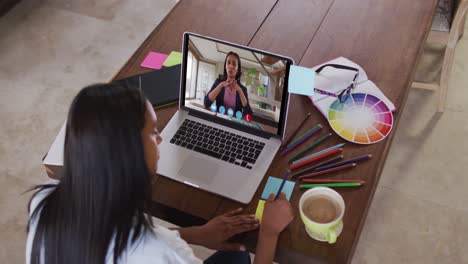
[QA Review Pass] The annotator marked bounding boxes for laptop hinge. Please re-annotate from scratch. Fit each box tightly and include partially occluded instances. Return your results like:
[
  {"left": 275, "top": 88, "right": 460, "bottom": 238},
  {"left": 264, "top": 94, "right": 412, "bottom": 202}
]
[{"left": 187, "top": 109, "right": 273, "bottom": 139}]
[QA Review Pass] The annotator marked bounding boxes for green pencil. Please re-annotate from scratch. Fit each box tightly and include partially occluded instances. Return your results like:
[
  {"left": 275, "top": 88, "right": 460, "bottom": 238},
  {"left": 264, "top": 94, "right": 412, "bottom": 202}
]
[
  {"left": 287, "top": 124, "right": 322, "bottom": 148},
  {"left": 300, "top": 182, "right": 363, "bottom": 189},
  {"left": 288, "top": 133, "right": 332, "bottom": 162}
]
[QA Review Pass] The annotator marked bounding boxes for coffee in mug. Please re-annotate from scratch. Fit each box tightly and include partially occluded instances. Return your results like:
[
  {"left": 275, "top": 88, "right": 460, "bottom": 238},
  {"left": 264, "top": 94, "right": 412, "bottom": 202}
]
[
  {"left": 302, "top": 196, "right": 340, "bottom": 224},
  {"left": 299, "top": 187, "right": 345, "bottom": 243}
]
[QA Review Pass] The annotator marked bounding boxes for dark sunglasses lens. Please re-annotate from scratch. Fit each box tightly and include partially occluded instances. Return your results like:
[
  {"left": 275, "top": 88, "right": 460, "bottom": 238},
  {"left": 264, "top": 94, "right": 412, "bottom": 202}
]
[
  {"left": 339, "top": 95, "right": 348, "bottom": 103},
  {"left": 338, "top": 89, "right": 351, "bottom": 103}
]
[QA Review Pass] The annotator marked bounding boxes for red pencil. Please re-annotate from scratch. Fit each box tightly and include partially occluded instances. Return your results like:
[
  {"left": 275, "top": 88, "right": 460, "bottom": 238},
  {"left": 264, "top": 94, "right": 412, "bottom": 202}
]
[
  {"left": 298, "top": 163, "right": 357, "bottom": 180},
  {"left": 301, "top": 179, "right": 364, "bottom": 184},
  {"left": 289, "top": 148, "right": 343, "bottom": 170}
]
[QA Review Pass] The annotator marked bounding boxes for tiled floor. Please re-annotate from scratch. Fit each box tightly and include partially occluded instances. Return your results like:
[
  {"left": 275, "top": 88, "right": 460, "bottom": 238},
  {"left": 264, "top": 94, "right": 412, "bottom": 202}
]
[{"left": 0, "top": 1, "right": 467, "bottom": 263}]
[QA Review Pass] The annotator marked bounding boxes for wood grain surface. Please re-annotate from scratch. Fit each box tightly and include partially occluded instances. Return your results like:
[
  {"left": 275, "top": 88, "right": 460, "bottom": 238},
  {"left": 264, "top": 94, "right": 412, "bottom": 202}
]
[{"left": 110, "top": 0, "right": 438, "bottom": 263}]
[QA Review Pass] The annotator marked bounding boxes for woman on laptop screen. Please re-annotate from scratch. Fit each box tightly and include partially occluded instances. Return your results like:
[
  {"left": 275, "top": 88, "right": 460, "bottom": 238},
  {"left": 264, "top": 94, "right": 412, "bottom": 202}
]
[
  {"left": 26, "top": 82, "right": 293, "bottom": 264},
  {"left": 204, "top": 52, "right": 253, "bottom": 119}
]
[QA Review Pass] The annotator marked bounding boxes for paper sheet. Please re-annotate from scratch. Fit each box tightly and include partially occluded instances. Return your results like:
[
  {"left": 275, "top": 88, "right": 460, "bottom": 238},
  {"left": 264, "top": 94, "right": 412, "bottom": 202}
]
[{"left": 43, "top": 121, "right": 66, "bottom": 166}]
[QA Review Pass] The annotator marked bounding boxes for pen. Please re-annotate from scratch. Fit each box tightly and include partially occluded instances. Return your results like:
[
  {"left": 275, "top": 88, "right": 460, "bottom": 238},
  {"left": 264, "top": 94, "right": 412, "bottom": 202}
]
[{"left": 275, "top": 169, "right": 290, "bottom": 200}]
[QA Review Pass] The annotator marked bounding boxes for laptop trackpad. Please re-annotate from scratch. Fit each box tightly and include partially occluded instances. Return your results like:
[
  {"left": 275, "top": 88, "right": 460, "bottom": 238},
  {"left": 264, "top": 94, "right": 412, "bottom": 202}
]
[{"left": 178, "top": 155, "right": 219, "bottom": 184}]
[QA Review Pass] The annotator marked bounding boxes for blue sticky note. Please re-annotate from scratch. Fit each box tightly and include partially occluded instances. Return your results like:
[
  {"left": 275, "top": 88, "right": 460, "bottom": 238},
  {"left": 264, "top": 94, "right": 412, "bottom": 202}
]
[
  {"left": 261, "top": 176, "right": 295, "bottom": 201},
  {"left": 288, "top": 65, "right": 315, "bottom": 97}
]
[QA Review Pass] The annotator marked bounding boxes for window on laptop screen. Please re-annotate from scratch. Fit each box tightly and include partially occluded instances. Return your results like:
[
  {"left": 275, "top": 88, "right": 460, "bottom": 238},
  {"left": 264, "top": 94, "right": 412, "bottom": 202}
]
[{"left": 182, "top": 34, "right": 291, "bottom": 136}]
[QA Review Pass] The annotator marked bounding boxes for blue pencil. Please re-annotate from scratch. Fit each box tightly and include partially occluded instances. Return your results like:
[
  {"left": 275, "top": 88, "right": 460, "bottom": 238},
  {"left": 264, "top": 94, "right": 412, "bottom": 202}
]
[
  {"left": 275, "top": 170, "right": 290, "bottom": 200},
  {"left": 288, "top": 133, "right": 332, "bottom": 162},
  {"left": 291, "top": 143, "right": 346, "bottom": 164}
]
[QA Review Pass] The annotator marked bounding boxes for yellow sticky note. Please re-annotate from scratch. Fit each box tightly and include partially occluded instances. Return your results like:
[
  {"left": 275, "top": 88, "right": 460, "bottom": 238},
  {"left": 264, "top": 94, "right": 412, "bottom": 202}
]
[
  {"left": 255, "top": 200, "right": 266, "bottom": 223},
  {"left": 163, "top": 51, "right": 183, "bottom": 67}
]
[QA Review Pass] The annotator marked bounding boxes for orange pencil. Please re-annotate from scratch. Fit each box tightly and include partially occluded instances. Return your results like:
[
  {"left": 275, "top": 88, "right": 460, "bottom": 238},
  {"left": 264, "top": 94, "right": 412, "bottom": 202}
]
[
  {"left": 301, "top": 179, "right": 364, "bottom": 184},
  {"left": 298, "top": 163, "right": 357, "bottom": 179},
  {"left": 289, "top": 148, "right": 343, "bottom": 170}
]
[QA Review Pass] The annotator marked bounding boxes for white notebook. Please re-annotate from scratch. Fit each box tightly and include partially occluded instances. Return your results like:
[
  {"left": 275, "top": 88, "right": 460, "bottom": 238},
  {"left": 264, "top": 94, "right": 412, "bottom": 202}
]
[{"left": 43, "top": 121, "right": 66, "bottom": 166}]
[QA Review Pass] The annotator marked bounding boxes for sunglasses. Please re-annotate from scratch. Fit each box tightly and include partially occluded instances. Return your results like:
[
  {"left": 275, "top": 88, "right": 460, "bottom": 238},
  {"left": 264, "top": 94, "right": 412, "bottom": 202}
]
[{"left": 313, "top": 64, "right": 359, "bottom": 103}]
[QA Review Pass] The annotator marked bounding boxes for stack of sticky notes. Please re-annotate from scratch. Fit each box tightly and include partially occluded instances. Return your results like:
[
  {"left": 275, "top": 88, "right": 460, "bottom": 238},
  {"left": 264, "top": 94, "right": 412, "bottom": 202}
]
[
  {"left": 140, "top": 51, "right": 183, "bottom": 70},
  {"left": 255, "top": 176, "right": 296, "bottom": 223}
]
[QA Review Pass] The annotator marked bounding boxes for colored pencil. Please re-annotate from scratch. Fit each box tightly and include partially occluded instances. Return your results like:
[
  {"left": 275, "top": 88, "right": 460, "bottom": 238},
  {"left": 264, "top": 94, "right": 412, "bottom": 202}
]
[
  {"left": 282, "top": 112, "right": 311, "bottom": 147},
  {"left": 301, "top": 179, "right": 365, "bottom": 184},
  {"left": 286, "top": 123, "right": 319, "bottom": 148},
  {"left": 275, "top": 170, "right": 290, "bottom": 200},
  {"left": 291, "top": 143, "right": 346, "bottom": 164},
  {"left": 290, "top": 148, "right": 343, "bottom": 170},
  {"left": 290, "top": 155, "right": 344, "bottom": 178},
  {"left": 288, "top": 133, "right": 332, "bottom": 162},
  {"left": 300, "top": 182, "right": 363, "bottom": 189},
  {"left": 314, "top": 154, "right": 372, "bottom": 171},
  {"left": 281, "top": 124, "right": 323, "bottom": 156},
  {"left": 298, "top": 163, "right": 357, "bottom": 179}
]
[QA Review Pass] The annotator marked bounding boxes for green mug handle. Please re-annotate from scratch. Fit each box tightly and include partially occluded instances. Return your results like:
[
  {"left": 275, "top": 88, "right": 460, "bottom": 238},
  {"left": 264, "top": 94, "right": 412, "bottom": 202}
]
[{"left": 327, "top": 227, "right": 337, "bottom": 244}]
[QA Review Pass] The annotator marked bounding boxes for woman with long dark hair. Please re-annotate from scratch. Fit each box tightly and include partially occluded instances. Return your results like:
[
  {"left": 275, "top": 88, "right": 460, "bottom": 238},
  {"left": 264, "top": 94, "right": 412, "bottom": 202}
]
[
  {"left": 27, "top": 82, "right": 293, "bottom": 264},
  {"left": 204, "top": 52, "right": 252, "bottom": 116}
]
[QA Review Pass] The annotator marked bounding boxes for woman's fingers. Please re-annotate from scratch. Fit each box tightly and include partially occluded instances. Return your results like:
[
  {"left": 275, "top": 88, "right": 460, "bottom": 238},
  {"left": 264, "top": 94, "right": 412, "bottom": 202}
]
[
  {"left": 228, "top": 222, "right": 259, "bottom": 236},
  {"left": 230, "top": 215, "right": 258, "bottom": 226},
  {"left": 267, "top": 193, "right": 275, "bottom": 202},
  {"left": 240, "top": 222, "right": 259, "bottom": 232},
  {"left": 278, "top": 192, "right": 287, "bottom": 200},
  {"left": 224, "top": 207, "right": 243, "bottom": 217}
]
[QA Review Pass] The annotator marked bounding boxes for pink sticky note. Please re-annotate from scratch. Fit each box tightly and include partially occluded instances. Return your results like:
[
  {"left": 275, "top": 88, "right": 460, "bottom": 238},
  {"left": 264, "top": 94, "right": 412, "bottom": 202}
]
[{"left": 140, "top": 52, "right": 168, "bottom": 70}]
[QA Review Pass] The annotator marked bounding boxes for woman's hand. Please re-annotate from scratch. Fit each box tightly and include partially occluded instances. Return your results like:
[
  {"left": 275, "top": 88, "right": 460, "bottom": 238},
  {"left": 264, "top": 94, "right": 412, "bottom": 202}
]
[
  {"left": 232, "top": 82, "right": 243, "bottom": 93},
  {"left": 224, "top": 79, "right": 241, "bottom": 92},
  {"left": 220, "top": 80, "right": 232, "bottom": 89},
  {"left": 198, "top": 208, "right": 259, "bottom": 250},
  {"left": 197, "top": 208, "right": 259, "bottom": 251},
  {"left": 224, "top": 79, "right": 237, "bottom": 91},
  {"left": 252, "top": 193, "right": 294, "bottom": 264},
  {"left": 208, "top": 80, "right": 233, "bottom": 102},
  {"left": 227, "top": 80, "right": 249, "bottom": 107},
  {"left": 260, "top": 193, "right": 294, "bottom": 237}
]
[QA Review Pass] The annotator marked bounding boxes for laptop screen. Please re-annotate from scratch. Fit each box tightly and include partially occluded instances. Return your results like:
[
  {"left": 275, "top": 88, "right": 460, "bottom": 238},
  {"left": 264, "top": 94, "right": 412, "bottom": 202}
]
[{"left": 180, "top": 33, "right": 293, "bottom": 137}]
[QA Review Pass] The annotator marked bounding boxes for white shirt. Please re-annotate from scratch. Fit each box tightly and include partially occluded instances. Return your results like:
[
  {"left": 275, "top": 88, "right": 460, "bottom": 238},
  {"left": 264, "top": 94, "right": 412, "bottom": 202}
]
[{"left": 26, "top": 183, "right": 203, "bottom": 264}]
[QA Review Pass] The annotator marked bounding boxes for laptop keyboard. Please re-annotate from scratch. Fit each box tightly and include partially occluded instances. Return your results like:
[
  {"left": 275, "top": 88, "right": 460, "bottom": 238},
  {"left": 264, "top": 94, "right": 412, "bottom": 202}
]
[{"left": 169, "top": 119, "right": 265, "bottom": 170}]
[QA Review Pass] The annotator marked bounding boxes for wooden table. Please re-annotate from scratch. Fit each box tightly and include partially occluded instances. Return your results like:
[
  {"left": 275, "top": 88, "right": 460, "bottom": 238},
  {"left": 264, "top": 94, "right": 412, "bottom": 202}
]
[{"left": 48, "top": 0, "right": 438, "bottom": 263}]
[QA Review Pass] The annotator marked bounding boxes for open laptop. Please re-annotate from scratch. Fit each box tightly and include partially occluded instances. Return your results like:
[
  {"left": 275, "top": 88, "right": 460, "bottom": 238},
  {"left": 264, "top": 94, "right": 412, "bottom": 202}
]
[{"left": 157, "top": 32, "right": 294, "bottom": 204}]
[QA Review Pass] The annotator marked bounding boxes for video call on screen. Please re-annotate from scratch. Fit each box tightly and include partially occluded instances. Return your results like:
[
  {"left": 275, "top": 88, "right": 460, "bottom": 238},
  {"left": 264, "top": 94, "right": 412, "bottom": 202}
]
[{"left": 184, "top": 35, "right": 288, "bottom": 135}]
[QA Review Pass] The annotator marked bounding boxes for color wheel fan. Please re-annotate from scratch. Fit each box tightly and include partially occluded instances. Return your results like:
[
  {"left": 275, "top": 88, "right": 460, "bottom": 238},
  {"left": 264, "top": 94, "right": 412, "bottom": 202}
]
[{"left": 327, "top": 93, "right": 393, "bottom": 144}]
